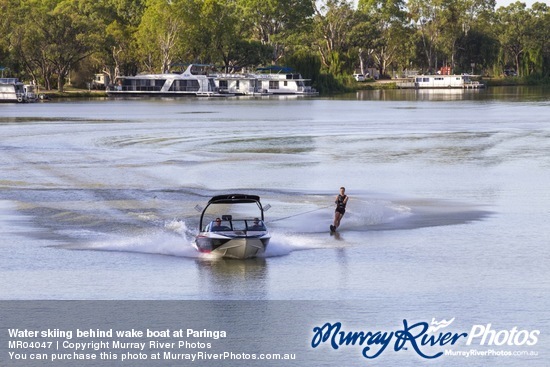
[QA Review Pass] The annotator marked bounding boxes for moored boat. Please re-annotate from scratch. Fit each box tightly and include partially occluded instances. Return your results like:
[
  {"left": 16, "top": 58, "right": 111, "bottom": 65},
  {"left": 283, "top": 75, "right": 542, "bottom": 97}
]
[
  {"left": 0, "top": 78, "right": 38, "bottom": 103},
  {"left": 194, "top": 194, "right": 271, "bottom": 259},
  {"left": 214, "top": 66, "right": 318, "bottom": 96},
  {"left": 106, "top": 64, "right": 231, "bottom": 97},
  {"left": 397, "top": 74, "right": 485, "bottom": 89}
]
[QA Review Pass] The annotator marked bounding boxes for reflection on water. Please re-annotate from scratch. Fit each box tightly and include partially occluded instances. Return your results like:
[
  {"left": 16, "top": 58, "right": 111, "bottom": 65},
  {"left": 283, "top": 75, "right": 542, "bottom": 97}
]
[
  {"left": 356, "top": 88, "right": 484, "bottom": 101},
  {"left": 352, "top": 85, "right": 550, "bottom": 102},
  {"left": 196, "top": 258, "right": 268, "bottom": 299}
]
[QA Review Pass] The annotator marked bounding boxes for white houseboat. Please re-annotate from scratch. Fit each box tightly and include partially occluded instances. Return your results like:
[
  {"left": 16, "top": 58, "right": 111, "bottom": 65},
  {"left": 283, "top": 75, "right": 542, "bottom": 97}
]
[
  {"left": 107, "top": 64, "right": 227, "bottom": 97},
  {"left": 397, "top": 74, "right": 484, "bottom": 89},
  {"left": 214, "top": 66, "right": 318, "bottom": 96},
  {"left": 0, "top": 78, "right": 38, "bottom": 103},
  {"left": 215, "top": 74, "right": 261, "bottom": 95}
]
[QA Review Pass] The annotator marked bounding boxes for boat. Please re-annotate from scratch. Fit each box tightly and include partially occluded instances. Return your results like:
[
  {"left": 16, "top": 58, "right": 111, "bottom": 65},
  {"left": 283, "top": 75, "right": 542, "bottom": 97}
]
[
  {"left": 396, "top": 74, "right": 484, "bottom": 89},
  {"left": 106, "top": 64, "right": 231, "bottom": 97},
  {"left": 194, "top": 194, "right": 271, "bottom": 259},
  {"left": 214, "top": 66, "right": 318, "bottom": 96},
  {"left": 214, "top": 73, "right": 269, "bottom": 96},
  {"left": 0, "top": 78, "right": 38, "bottom": 103}
]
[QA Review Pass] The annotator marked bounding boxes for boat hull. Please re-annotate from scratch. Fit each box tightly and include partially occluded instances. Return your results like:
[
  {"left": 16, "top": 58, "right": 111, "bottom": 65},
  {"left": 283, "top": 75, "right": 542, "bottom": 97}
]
[
  {"left": 107, "top": 91, "right": 233, "bottom": 97},
  {"left": 195, "top": 236, "right": 270, "bottom": 259}
]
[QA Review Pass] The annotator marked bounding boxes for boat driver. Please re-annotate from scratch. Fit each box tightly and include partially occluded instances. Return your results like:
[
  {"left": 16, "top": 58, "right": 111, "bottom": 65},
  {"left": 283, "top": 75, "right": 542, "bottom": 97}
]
[
  {"left": 211, "top": 218, "right": 227, "bottom": 231},
  {"left": 249, "top": 218, "right": 265, "bottom": 231}
]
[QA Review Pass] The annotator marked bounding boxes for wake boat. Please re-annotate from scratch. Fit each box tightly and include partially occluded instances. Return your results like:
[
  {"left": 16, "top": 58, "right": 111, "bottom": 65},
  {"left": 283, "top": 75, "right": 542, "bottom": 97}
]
[{"left": 194, "top": 194, "right": 271, "bottom": 259}]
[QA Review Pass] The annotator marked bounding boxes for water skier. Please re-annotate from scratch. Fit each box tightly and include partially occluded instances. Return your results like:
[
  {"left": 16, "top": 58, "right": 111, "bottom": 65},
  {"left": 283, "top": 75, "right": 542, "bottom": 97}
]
[{"left": 330, "top": 187, "right": 348, "bottom": 232}]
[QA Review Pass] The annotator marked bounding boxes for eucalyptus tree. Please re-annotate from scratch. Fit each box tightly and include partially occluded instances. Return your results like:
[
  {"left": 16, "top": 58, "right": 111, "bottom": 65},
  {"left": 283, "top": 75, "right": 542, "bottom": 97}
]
[
  {"left": 313, "top": 0, "right": 357, "bottom": 74},
  {"left": 408, "top": 0, "right": 496, "bottom": 73},
  {"left": 136, "top": 0, "right": 198, "bottom": 73},
  {"left": 221, "top": 40, "right": 273, "bottom": 71},
  {"left": 0, "top": 0, "right": 25, "bottom": 76},
  {"left": 0, "top": 0, "right": 11, "bottom": 60},
  {"left": 238, "top": 0, "right": 314, "bottom": 63},
  {"left": 9, "top": 1, "right": 54, "bottom": 88},
  {"left": 102, "top": 17, "right": 139, "bottom": 81},
  {"left": 526, "top": 2, "right": 550, "bottom": 76},
  {"left": 9, "top": 0, "right": 105, "bottom": 91},
  {"left": 495, "top": 2, "right": 532, "bottom": 76},
  {"left": 348, "top": 13, "right": 381, "bottom": 76},
  {"left": 443, "top": 0, "right": 495, "bottom": 72},
  {"left": 195, "top": 0, "right": 244, "bottom": 68},
  {"left": 407, "top": 0, "right": 442, "bottom": 71},
  {"left": 97, "top": 0, "right": 145, "bottom": 81},
  {"left": 455, "top": 0, "right": 497, "bottom": 74},
  {"left": 197, "top": 0, "right": 238, "bottom": 66},
  {"left": 461, "top": 0, "right": 496, "bottom": 31},
  {"left": 356, "top": 0, "right": 412, "bottom": 77},
  {"left": 455, "top": 28, "right": 499, "bottom": 74}
]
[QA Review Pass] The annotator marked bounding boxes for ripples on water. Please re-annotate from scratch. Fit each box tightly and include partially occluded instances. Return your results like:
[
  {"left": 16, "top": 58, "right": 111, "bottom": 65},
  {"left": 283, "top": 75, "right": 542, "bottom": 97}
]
[{"left": 1, "top": 89, "right": 549, "bottom": 306}]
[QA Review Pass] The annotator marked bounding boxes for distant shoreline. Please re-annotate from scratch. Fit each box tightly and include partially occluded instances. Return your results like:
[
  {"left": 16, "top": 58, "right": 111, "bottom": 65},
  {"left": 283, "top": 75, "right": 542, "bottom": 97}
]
[{"left": 36, "top": 78, "right": 549, "bottom": 99}]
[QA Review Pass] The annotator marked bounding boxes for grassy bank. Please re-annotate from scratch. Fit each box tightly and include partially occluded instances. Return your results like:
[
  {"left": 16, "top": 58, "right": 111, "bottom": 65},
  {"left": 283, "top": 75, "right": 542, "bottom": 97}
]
[
  {"left": 355, "top": 80, "right": 398, "bottom": 90},
  {"left": 485, "top": 76, "right": 550, "bottom": 86},
  {"left": 40, "top": 88, "right": 108, "bottom": 99}
]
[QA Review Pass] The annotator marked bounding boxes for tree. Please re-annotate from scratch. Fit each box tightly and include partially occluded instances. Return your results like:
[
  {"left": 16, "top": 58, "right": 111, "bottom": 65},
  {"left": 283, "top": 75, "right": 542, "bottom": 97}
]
[
  {"left": 196, "top": 0, "right": 240, "bottom": 68},
  {"left": 221, "top": 40, "right": 273, "bottom": 71},
  {"left": 313, "top": 0, "right": 357, "bottom": 74},
  {"left": 496, "top": 2, "right": 532, "bottom": 76},
  {"left": 1, "top": 0, "right": 29, "bottom": 78},
  {"left": 348, "top": 14, "right": 381, "bottom": 76},
  {"left": 238, "top": 0, "right": 314, "bottom": 63},
  {"left": 9, "top": 0, "right": 103, "bottom": 91},
  {"left": 49, "top": 0, "right": 106, "bottom": 91},
  {"left": 101, "top": 20, "right": 138, "bottom": 83},
  {"left": 357, "top": 0, "right": 412, "bottom": 77},
  {"left": 136, "top": 0, "right": 196, "bottom": 73},
  {"left": 455, "top": 28, "right": 499, "bottom": 74},
  {"left": 441, "top": 0, "right": 495, "bottom": 72},
  {"left": 408, "top": 0, "right": 443, "bottom": 72},
  {"left": 94, "top": 0, "right": 145, "bottom": 83},
  {"left": 525, "top": 2, "right": 550, "bottom": 76},
  {"left": 408, "top": 0, "right": 496, "bottom": 73},
  {"left": 454, "top": 0, "right": 497, "bottom": 74}
]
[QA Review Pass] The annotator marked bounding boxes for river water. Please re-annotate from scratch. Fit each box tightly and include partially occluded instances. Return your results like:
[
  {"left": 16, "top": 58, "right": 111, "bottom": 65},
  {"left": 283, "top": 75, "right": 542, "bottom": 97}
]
[{"left": 1, "top": 87, "right": 549, "bottom": 365}]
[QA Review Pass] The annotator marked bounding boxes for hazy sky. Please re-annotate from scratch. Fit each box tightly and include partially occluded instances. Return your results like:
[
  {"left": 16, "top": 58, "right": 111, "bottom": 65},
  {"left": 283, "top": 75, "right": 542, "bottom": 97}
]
[{"left": 495, "top": 0, "right": 541, "bottom": 7}]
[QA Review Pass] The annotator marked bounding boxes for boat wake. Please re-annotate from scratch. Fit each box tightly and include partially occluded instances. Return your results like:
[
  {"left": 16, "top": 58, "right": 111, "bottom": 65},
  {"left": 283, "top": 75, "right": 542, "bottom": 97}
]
[
  {"left": 73, "top": 219, "right": 201, "bottom": 258},
  {"left": 73, "top": 219, "right": 320, "bottom": 259},
  {"left": 6, "top": 188, "right": 491, "bottom": 259},
  {"left": 266, "top": 198, "right": 414, "bottom": 233},
  {"left": 268, "top": 197, "right": 490, "bottom": 233}
]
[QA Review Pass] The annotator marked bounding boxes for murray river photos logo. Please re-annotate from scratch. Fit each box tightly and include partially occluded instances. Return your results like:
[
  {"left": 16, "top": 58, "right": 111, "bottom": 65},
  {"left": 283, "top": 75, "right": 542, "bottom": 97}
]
[{"left": 310, "top": 318, "right": 540, "bottom": 360}]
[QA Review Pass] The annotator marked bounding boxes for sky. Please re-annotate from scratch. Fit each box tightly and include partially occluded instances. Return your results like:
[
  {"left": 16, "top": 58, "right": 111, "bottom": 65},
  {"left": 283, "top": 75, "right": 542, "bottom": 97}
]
[{"left": 495, "top": 0, "right": 543, "bottom": 7}]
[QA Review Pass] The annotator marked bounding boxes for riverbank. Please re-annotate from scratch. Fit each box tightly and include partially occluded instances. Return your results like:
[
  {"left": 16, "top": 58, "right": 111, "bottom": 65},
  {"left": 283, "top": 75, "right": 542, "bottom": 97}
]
[
  {"left": 39, "top": 88, "right": 108, "bottom": 99},
  {"left": 485, "top": 76, "right": 550, "bottom": 86},
  {"left": 31, "top": 76, "right": 550, "bottom": 98}
]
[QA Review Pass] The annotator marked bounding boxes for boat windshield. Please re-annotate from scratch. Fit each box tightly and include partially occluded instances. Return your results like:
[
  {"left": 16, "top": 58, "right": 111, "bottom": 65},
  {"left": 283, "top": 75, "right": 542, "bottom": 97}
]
[{"left": 206, "top": 219, "right": 266, "bottom": 232}]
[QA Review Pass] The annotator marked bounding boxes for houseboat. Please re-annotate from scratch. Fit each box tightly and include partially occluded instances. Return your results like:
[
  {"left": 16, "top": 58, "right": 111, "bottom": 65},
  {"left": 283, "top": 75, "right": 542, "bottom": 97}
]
[
  {"left": 397, "top": 74, "right": 484, "bottom": 89},
  {"left": 106, "top": 64, "right": 228, "bottom": 97},
  {"left": 0, "top": 78, "right": 38, "bottom": 103},
  {"left": 215, "top": 73, "right": 263, "bottom": 95},
  {"left": 214, "top": 66, "right": 318, "bottom": 96}
]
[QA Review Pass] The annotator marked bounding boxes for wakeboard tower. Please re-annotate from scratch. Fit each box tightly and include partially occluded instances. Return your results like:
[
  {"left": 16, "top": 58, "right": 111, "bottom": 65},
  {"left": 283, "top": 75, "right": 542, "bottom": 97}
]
[{"left": 193, "top": 194, "right": 271, "bottom": 259}]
